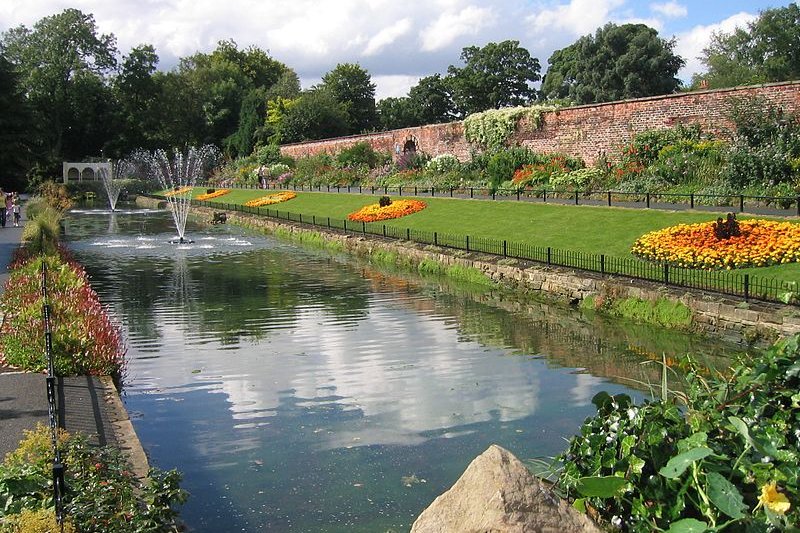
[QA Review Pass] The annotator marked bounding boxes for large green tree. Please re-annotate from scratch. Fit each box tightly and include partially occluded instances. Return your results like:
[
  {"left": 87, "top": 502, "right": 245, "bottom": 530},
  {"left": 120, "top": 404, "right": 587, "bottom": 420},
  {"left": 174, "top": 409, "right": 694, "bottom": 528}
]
[
  {"left": 0, "top": 55, "right": 33, "bottom": 189},
  {"left": 693, "top": 3, "right": 800, "bottom": 89},
  {"left": 542, "top": 23, "right": 684, "bottom": 104},
  {"left": 320, "top": 63, "right": 377, "bottom": 134},
  {"left": 273, "top": 89, "right": 350, "bottom": 143},
  {"left": 1, "top": 8, "right": 117, "bottom": 167},
  {"left": 446, "top": 40, "right": 540, "bottom": 116},
  {"left": 109, "top": 44, "right": 161, "bottom": 155},
  {"left": 409, "top": 74, "right": 455, "bottom": 124},
  {"left": 377, "top": 97, "right": 418, "bottom": 130},
  {"left": 176, "top": 40, "right": 292, "bottom": 153}
]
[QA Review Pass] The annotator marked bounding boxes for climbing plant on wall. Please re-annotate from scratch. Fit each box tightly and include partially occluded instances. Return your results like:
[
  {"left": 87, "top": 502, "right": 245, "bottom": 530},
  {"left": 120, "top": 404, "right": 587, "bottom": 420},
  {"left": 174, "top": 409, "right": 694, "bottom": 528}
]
[{"left": 463, "top": 105, "right": 558, "bottom": 151}]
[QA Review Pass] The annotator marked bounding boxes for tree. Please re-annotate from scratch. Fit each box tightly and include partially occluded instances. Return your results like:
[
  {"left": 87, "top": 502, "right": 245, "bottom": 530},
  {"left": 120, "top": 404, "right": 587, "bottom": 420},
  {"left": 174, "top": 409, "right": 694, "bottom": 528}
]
[
  {"left": 693, "top": 3, "right": 800, "bottom": 89},
  {"left": 377, "top": 97, "right": 417, "bottom": 130},
  {"left": 320, "top": 63, "right": 377, "bottom": 133},
  {"left": 542, "top": 23, "right": 684, "bottom": 104},
  {"left": 1, "top": 8, "right": 118, "bottom": 166},
  {"left": 408, "top": 74, "right": 455, "bottom": 124},
  {"left": 0, "top": 55, "right": 33, "bottom": 189},
  {"left": 110, "top": 44, "right": 161, "bottom": 155},
  {"left": 446, "top": 40, "right": 540, "bottom": 116},
  {"left": 274, "top": 90, "right": 349, "bottom": 143},
  {"left": 177, "top": 40, "right": 292, "bottom": 151}
]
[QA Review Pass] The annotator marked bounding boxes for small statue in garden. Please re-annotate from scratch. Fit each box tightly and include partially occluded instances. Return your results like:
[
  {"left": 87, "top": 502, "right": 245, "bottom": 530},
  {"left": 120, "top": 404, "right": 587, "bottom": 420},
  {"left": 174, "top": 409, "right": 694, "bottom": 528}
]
[
  {"left": 379, "top": 195, "right": 392, "bottom": 207},
  {"left": 713, "top": 213, "right": 740, "bottom": 240}
]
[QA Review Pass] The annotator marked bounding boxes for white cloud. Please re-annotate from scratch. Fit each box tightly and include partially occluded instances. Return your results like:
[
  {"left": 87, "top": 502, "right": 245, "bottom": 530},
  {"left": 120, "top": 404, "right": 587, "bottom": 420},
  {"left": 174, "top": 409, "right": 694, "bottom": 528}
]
[
  {"left": 526, "top": 0, "right": 626, "bottom": 37},
  {"left": 373, "top": 74, "right": 420, "bottom": 100},
  {"left": 363, "top": 18, "right": 413, "bottom": 56},
  {"left": 675, "top": 12, "right": 756, "bottom": 81},
  {"left": 650, "top": 1, "right": 687, "bottom": 19},
  {"left": 419, "top": 6, "right": 496, "bottom": 52}
]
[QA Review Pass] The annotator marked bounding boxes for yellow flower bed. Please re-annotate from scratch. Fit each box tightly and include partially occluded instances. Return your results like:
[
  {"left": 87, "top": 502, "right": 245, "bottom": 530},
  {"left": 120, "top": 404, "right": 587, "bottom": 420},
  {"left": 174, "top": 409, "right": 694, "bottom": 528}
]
[
  {"left": 632, "top": 219, "right": 800, "bottom": 269},
  {"left": 195, "top": 189, "right": 231, "bottom": 201},
  {"left": 243, "top": 191, "right": 297, "bottom": 207},
  {"left": 163, "top": 186, "right": 193, "bottom": 197},
  {"left": 347, "top": 199, "right": 427, "bottom": 222}
]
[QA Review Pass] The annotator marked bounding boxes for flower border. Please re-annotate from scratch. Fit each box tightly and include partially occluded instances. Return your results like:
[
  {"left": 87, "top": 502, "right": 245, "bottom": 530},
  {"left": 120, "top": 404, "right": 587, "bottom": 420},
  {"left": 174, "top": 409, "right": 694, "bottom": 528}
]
[
  {"left": 347, "top": 199, "right": 426, "bottom": 222},
  {"left": 632, "top": 219, "right": 800, "bottom": 269},
  {"left": 195, "top": 189, "right": 231, "bottom": 201},
  {"left": 243, "top": 191, "right": 297, "bottom": 207}
]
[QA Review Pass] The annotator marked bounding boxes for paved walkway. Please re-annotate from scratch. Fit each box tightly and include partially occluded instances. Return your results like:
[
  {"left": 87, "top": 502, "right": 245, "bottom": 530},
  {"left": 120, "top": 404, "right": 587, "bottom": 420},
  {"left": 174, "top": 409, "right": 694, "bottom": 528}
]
[{"left": 0, "top": 208, "right": 147, "bottom": 476}]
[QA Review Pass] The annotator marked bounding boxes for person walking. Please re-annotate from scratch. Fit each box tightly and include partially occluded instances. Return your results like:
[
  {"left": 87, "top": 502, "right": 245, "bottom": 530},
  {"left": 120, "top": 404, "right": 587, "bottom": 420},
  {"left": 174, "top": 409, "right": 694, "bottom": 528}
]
[
  {"left": 4, "top": 193, "right": 12, "bottom": 228},
  {"left": 0, "top": 189, "right": 5, "bottom": 228},
  {"left": 12, "top": 197, "right": 20, "bottom": 227}
]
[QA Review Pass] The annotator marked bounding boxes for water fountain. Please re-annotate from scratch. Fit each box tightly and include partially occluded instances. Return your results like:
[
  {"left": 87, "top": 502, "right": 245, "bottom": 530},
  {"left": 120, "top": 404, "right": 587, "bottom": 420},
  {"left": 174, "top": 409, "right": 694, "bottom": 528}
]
[
  {"left": 137, "top": 145, "right": 219, "bottom": 244},
  {"left": 98, "top": 159, "right": 136, "bottom": 212}
]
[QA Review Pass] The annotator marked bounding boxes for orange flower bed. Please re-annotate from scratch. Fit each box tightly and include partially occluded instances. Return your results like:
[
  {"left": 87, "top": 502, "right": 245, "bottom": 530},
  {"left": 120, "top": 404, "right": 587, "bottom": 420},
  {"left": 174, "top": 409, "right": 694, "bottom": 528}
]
[
  {"left": 347, "top": 199, "right": 426, "bottom": 223},
  {"left": 195, "top": 189, "right": 231, "bottom": 201},
  {"left": 243, "top": 191, "right": 297, "bottom": 207},
  {"left": 632, "top": 219, "right": 800, "bottom": 269},
  {"left": 163, "top": 186, "right": 194, "bottom": 197}
]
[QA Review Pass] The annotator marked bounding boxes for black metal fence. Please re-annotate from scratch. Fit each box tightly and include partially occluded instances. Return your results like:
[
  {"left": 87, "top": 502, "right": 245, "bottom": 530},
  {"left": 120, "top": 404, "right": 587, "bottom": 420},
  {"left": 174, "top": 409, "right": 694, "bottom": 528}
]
[
  {"left": 232, "top": 183, "right": 800, "bottom": 218},
  {"left": 41, "top": 262, "right": 67, "bottom": 525},
  {"left": 192, "top": 198, "right": 798, "bottom": 307}
]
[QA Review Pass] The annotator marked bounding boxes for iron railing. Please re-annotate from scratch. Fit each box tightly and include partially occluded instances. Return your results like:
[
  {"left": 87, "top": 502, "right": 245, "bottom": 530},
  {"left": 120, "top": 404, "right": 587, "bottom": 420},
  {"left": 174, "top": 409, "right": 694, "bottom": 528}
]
[
  {"left": 41, "top": 261, "right": 67, "bottom": 525},
  {"left": 219, "top": 183, "right": 800, "bottom": 218},
  {"left": 191, "top": 199, "right": 798, "bottom": 307}
]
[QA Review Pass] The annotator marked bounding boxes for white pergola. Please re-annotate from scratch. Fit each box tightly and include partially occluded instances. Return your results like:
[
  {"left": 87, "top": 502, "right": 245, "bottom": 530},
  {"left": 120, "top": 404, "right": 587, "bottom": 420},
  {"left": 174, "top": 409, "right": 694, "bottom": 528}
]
[{"left": 62, "top": 161, "right": 112, "bottom": 183}]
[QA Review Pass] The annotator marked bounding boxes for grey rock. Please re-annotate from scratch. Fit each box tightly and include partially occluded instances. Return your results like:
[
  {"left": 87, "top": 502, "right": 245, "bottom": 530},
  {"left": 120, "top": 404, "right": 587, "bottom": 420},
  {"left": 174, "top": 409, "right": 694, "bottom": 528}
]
[{"left": 410, "top": 444, "right": 601, "bottom": 533}]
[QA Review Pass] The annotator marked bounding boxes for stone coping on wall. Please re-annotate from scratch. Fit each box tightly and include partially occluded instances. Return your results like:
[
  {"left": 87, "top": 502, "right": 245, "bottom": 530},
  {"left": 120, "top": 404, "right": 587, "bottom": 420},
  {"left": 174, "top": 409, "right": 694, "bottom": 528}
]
[{"left": 190, "top": 205, "right": 800, "bottom": 341}]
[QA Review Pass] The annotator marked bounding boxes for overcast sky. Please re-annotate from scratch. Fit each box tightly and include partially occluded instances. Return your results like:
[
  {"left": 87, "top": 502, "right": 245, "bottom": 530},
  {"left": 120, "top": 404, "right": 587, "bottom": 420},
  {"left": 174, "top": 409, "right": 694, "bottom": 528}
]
[{"left": 0, "top": 0, "right": 790, "bottom": 99}]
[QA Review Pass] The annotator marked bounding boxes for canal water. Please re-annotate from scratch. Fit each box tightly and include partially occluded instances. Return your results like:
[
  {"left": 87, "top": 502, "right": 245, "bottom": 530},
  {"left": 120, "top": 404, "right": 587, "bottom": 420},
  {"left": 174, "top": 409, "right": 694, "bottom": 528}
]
[{"left": 63, "top": 208, "right": 745, "bottom": 532}]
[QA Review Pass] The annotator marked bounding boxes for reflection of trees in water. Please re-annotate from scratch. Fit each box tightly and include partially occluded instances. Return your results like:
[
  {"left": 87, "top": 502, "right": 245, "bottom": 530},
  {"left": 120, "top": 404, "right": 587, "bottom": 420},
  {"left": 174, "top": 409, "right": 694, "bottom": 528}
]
[{"left": 355, "top": 267, "right": 743, "bottom": 391}]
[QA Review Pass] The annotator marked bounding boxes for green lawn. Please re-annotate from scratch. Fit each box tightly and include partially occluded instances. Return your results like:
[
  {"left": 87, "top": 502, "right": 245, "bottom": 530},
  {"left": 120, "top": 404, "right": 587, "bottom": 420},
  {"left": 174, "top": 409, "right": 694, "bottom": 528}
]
[{"left": 179, "top": 188, "right": 800, "bottom": 283}]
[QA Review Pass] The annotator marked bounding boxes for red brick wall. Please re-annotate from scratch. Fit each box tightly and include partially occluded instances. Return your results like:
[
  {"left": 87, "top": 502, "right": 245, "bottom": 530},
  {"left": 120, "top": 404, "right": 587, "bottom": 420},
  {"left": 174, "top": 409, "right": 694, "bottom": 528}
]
[{"left": 280, "top": 81, "right": 800, "bottom": 165}]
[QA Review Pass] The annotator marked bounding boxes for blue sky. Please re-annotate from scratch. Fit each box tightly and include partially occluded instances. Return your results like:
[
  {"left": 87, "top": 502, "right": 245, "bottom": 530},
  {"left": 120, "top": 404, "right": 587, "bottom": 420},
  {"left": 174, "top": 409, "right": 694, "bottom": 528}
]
[{"left": 0, "top": 0, "right": 793, "bottom": 99}]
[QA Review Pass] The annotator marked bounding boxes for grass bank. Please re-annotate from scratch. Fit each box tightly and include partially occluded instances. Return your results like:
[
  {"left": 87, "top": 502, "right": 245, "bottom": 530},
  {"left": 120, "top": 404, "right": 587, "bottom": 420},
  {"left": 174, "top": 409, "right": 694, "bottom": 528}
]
[{"left": 175, "top": 188, "right": 800, "bottom": 283}]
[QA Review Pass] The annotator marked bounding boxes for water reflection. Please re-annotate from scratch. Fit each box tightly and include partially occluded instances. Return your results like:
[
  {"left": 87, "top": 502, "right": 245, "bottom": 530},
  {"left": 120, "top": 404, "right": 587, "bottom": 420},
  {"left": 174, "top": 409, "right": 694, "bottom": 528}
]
[{"left": 64, "top": 208, "right": 747, "bottom": 532}]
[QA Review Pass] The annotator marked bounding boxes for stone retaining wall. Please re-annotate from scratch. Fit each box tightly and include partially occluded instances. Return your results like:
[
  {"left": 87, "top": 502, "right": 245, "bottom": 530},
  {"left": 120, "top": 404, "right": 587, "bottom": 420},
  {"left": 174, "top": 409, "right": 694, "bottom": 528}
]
[{"left": 196, "top": 204, "right": 800, "bottom": 340}]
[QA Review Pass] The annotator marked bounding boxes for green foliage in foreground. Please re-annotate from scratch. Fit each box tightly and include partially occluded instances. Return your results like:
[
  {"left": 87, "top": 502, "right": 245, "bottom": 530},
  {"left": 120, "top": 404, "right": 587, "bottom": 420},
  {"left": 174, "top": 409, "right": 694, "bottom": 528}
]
[
  {"left": 0, "top": 425, "right": 186, "bottom": 532},
  {"left": 558, "top": 334, "right": 800, "bottom": 531},
  {"left": 0, "top": 248, "right": 125, "bottom": 376}
]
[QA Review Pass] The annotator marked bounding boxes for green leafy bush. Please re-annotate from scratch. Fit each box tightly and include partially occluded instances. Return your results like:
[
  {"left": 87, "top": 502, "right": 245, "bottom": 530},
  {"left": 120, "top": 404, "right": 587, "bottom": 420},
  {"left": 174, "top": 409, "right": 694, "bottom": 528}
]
[
  {"left": 335, "top": 142, "right": 388, "bottom": 169},
  {"left": 0, "top": 425, "right": 186, "bottom": 532},
  {"left": 724, "top": 96, "right": 800, "bottom": 189},
  {"left": 426, "top": 154, "right": 461, "bottom": 174},
  {"left": 255, "top": 144, "right": 282, "bottom": 166},
  {"left": 558, "top": 334, "right": 800, "bottom": 532}
]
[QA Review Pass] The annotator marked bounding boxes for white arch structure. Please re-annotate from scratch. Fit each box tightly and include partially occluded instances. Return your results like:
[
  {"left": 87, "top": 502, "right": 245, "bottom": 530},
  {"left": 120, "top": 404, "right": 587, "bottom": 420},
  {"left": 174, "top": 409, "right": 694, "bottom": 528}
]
[{"left": 62, "top": 162, "right": 112, "bottom": 183}]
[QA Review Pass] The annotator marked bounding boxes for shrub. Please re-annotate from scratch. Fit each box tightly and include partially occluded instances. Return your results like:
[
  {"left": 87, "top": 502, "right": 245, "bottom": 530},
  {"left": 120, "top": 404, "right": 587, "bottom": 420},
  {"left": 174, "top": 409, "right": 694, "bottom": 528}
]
[
  {"left": 0, "top": 249, "right": 125, "bottom": 377},
  {"left": 335, "top": 142, "right": 388, "bottom": 169},
  {"left": 0, "top": 425, "right": 186, "bottom": 532},
  {"left": 724, "top": 96, "right": 800, "bottom": 188},
  {"left": 426, "top": 154, "right": 461, "bottom": 174},
  {"left": 21, "top": 205, "right": 62, "bottom": 255},
  {"left": 557, "top": 334, "right": 800, "bottom": 532},
  {"left": 486, "top": 147, "right": 537, "bottom": 188},
  {"left": 255, "top": 144, "right": 282, "bottom": 166}
]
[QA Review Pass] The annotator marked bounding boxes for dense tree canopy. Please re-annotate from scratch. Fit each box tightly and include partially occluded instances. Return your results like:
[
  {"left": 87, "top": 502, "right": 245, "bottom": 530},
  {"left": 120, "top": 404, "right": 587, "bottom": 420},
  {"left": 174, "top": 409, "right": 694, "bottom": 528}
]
[
  {"left": 320, "top": 63, "right": 377, "bottom": 134},
  {"left": 1, "top": 8, "right": 117, "bottom": 167},
  {"left": 693, "top": 3, "right": 800, "bottom": 89},
  {"left": 541, "top": 23, "right": 684, "bottom": 104},
  {"left": 447, "top": 40, "right": 540, "bottom": 116},
  {"left": 0, "top": 55, "right": 33, "bottom": 189},
  {"left": 271, "top": 89, "right": 350, "bottom": 143}
]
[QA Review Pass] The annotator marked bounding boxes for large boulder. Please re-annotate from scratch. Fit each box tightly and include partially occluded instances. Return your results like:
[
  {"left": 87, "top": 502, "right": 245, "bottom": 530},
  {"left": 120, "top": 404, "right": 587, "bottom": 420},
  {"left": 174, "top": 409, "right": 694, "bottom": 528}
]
[{"left": 410, "top": 444, "right": 601, "bottom": 533}]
